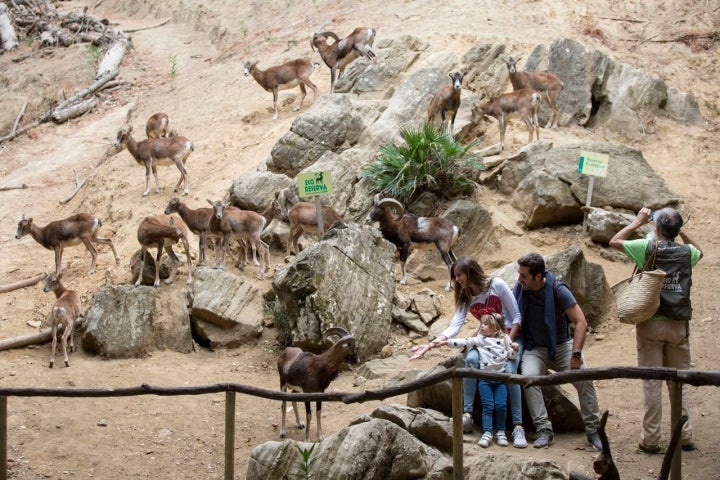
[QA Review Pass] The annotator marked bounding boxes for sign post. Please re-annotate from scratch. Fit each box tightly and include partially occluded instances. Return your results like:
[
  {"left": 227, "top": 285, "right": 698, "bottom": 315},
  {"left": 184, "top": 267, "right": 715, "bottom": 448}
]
[
  {"left": 577, "top": 151, "right": 609, "bottom": 233},
  {"left": 297, "top": 170, "right": 334, "bottom": 235}
]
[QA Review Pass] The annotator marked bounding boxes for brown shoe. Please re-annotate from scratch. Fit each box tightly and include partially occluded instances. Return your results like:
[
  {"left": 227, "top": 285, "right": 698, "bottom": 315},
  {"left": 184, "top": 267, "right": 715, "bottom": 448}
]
[
  {"left": 638, "top": 443, "right": 663, "bottom": 454},
  {"left": 681, "top": 441, "right": 696, "bottom": 452}
]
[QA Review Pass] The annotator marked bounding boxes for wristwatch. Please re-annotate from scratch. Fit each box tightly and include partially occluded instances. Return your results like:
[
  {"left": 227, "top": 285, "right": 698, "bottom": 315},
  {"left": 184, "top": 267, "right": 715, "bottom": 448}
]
[{"left": 572, "top": 351, "right": 582, "bottom": 359}]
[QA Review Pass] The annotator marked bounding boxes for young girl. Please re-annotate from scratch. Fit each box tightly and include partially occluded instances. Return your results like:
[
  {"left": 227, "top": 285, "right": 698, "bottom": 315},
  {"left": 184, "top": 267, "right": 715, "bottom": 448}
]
[{"left": 437, "top": 312, "right": 518, "bottom": 448}]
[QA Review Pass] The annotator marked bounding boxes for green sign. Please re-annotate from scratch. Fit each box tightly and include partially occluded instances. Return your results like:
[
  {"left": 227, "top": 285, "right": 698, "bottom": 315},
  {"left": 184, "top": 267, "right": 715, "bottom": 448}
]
[
  {"left": 298, "top": 170, "right": 333, "bottom": 197},
  {"left": 577, "top": 151, "right": 609, "bottom": 177}
]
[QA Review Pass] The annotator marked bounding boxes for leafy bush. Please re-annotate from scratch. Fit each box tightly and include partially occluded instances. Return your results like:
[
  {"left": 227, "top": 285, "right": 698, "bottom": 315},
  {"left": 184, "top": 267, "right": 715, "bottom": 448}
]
[{"left": 362, "top": 123, "right": 484, "bottom": 205}]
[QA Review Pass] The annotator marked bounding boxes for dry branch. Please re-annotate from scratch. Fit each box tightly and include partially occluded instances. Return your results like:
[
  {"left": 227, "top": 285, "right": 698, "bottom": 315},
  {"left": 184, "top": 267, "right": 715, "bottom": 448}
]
[
  {"left": 59, "top": 168, "right": 88, "bottom": 205},
  {"left": 649, "top": 30, "right": 719, "bottom": 44},
  {"left": 0, "top": 184, "right": 31, "bottom": 191},
  {"left": 124, "top": 18, "right": 170, "bottom": 33},
  {"left": 0, "top": 273, "right": 45, "bottom": 293},
  {"left": 12, "top": 101, "right": 28, "bottom": 135}
]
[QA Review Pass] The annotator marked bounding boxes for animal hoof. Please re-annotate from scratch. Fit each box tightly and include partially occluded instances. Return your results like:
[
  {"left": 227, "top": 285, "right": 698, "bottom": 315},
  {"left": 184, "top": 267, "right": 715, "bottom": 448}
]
[
  {"left": 49, "top": 362, "right": 54, "bottom": 368},
  {"left": 64, "top": 361, "right": 69, "bottom": 367},
  {"left": 142, "top": 191, "right": 150, "bottom": 197}
]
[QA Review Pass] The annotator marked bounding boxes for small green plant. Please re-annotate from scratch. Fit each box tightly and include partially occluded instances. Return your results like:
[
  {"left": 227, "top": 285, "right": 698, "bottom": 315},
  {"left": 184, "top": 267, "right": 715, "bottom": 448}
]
[
  {"left": 290, "top": 443, "right": 317, "bottom": 480},
  {"left": 85, "top": 44, "right": 103, "bottom": 74},
  {"left": 24, "top": 35, "right": 36, "bottom": 47},
  {"left": 239, "top": 20, "right": 248, "bottom": 36},
  {"left": 362, "top": 123, "right": 484, "bottom": 205},
  {"left": 169, "top": 54, "right": 179, "bottom": 79}
]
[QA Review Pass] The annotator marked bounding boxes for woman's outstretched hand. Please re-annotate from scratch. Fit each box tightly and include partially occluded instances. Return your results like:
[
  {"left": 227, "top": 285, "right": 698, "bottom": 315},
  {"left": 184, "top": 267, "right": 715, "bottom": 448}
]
[{"left": 409, "top": 343, "right": 432, "bottom": 360}]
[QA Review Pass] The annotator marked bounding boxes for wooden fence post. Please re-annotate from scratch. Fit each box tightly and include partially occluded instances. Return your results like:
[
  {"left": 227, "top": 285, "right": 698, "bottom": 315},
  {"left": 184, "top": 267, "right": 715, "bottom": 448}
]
[
  {"left": 1, "top": 396, "right": 6, "bottom": 480},
  {"left": 452, "top": 376, "right": 463, "bottom": 480},
  {"left": 225, "top": 391, "right": 236, "bottom": 480},
  {"left": 670, "top": 382, "right": 682, "bottom": 480}
]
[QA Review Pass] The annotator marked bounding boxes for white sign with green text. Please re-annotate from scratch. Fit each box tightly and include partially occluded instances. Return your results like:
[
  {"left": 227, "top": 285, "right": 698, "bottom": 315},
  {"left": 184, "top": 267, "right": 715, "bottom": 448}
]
[{"left": 578, "top": 151, "right": 609, "bottom": 232}]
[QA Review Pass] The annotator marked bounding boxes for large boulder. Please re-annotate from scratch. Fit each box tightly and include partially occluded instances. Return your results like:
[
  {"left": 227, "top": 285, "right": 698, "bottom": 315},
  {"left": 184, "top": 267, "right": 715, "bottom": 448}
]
[
  {"left": 275, "top": 147, "right": 375, "bottom": 222},
  {"left": 499, "top": 141, "right": 679, "bottom": 228},
  {"left": 583, "top": 206, "right": 653, "bottom": 244},
  {"left": 246, "top": 418, "right": 453, "bottom": 480},
  {"left": 528, "top": 38, "right": 704, "bottom": 133},
  {"left": 360, "top": 66, "right": 457, "bottom": 149},
  {"left": 360, "top": 404, "right": 453, "bottom": 453},
  {"left": 335, "top": 35, "right": 426, "bottom": 94},
  {"left": 82, "top": 285, "right": 192, "bottom": 358},
  {"left": 271, "top": 223, "right": 396, "bottom": 360},
  {"left": 266, "top": 95, "right": 363, "bottom": 177},
  {"left": 189, "top": 267, "right": 264, "bottom": 349},
  {"left": 227, "top": 170, "right": 293, "bottom": 213}
]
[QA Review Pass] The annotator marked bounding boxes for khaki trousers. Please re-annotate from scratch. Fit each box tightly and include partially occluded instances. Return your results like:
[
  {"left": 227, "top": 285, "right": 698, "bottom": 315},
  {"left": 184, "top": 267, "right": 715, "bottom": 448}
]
[{"left": 636, "top": 319, "right": 692, "bottom": 446}]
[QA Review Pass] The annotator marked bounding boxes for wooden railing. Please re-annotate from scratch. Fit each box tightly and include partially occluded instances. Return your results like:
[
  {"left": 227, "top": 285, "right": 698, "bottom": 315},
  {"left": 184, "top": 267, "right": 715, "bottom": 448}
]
[{"left": 1, "top": 366, "right": 718, "bottom": 480}]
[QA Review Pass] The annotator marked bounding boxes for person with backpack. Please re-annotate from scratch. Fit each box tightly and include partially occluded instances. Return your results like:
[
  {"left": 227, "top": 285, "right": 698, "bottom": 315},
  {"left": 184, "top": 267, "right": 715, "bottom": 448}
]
[
  {"left": 610, "top": 207, "right": 703, "bottom": 454},
  {"left": 513, "top": 252, "right": 602, "bottom": 450}
]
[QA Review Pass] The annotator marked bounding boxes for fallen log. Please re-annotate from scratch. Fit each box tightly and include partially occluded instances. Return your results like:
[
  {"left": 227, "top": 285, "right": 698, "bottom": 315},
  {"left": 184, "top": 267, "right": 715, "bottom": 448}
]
[
  {"left": 0, "top": 3, "right": 19, "bottom": 51},
  {"left": 0, "top": 326, "right": 59, "bottom": 351},
  {"left": 97, "top": 35, "right": 129, "bottom": 78},
  {"left": 51, "top": 96, "right": 99, "bottom": 123},
  {"left": 0, "top": 273, "right": 46, "bottom": 293}
]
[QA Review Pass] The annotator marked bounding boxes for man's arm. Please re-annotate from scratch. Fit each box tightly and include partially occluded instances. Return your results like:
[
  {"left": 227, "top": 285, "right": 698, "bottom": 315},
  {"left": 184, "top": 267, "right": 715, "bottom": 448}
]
[
  {"left": 565, "top": 303, "right": 587, "bottom": 369},
  {"left": 609, "top": 207, "right": 652, "bottom": 251}
]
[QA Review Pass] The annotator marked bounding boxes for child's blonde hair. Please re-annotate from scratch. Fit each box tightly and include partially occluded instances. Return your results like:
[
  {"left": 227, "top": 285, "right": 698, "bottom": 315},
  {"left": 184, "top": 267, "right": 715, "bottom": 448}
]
[{"left": 480, "top": 312, "right": 505, "bottom": 337}]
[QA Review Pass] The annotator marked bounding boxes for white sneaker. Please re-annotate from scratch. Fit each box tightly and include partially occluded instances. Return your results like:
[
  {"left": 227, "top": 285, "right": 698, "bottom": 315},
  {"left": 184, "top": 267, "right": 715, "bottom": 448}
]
[
  {"left": 478, "top": 431, "right": 492, "bottom": 448},
  {"left": 496, "top": 431, "right": 509, "bottom": 447},
  {"left": 512, "top": 425, "right": 528, "bottom": 449}
]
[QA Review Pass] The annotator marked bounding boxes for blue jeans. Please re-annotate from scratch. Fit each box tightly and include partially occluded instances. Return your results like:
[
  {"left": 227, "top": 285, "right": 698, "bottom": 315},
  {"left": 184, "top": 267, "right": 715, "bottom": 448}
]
[
  {"left": 478, "top": 380, "right": 507, "bottom": 433},
  {"left": 464, "top": 338, "right": 524, "bottom": 427}
]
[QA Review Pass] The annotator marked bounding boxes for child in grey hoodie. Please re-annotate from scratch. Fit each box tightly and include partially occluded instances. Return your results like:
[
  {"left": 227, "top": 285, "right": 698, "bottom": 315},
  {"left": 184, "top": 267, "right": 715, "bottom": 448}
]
[{"left": 438, "top": 312, "right": 518, "bottom": 447}]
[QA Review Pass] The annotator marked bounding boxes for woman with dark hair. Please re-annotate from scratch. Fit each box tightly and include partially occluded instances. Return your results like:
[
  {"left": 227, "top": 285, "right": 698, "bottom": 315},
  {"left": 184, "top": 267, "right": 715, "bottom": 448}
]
[{"left": 410, "top": 256, "right": 527, "bottom": 448}]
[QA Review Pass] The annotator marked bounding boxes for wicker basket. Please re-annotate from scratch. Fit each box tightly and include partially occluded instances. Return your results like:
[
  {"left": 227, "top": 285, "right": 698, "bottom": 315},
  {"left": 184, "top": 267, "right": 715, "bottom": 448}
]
[{"left": 611, "top": 269, "right": 666, "bottom": 325}]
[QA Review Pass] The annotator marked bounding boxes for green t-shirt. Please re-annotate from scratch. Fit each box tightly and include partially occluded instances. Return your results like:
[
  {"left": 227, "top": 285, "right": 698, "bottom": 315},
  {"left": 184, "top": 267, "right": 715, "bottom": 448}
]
[{"left": 622, "top": 238, "right": 701, "bottom": 319}]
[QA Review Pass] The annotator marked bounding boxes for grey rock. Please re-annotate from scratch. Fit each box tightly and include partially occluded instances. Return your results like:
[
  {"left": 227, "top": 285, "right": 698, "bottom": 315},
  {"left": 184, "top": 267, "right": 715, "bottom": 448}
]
[
  {"left": 83, "top": 285, "right": 192, "bottom": 358},
  {"left": 272, "top": 223, "right": 396, "bottom": 360}
]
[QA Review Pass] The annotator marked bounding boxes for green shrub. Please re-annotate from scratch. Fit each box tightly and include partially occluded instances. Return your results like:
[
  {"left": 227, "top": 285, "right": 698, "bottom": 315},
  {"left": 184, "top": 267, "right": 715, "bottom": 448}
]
[{"left": 362, "top": 123, "right": 484, "bottom": 205}]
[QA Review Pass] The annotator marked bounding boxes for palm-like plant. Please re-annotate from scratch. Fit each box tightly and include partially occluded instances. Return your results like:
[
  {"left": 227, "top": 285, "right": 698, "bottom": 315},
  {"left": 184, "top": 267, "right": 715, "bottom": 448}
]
[{"left": 362, "top": 123, "right": 484, "bottom": 205}]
